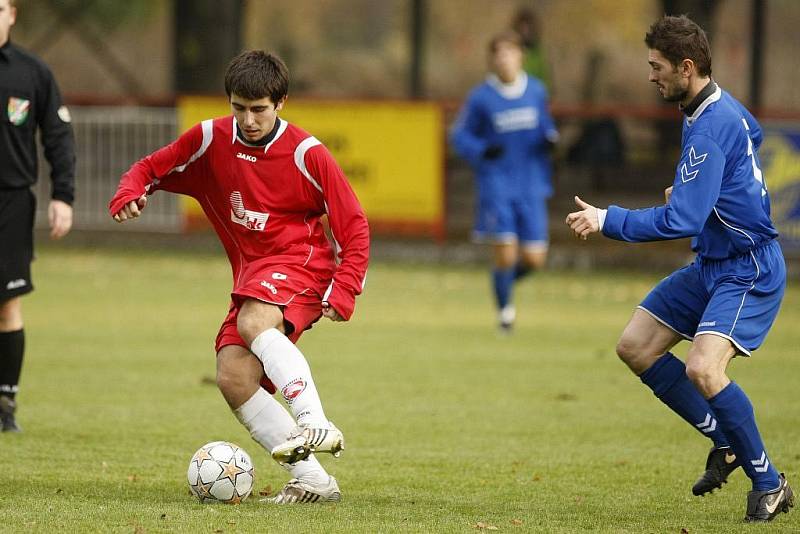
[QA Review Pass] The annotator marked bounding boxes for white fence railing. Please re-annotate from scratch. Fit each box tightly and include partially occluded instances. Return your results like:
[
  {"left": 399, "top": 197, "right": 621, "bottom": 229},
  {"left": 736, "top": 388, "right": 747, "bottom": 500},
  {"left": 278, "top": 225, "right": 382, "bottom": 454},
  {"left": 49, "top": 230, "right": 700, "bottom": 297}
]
[{"left": 34, "top": 106, "right": 181, "bottom": 232}]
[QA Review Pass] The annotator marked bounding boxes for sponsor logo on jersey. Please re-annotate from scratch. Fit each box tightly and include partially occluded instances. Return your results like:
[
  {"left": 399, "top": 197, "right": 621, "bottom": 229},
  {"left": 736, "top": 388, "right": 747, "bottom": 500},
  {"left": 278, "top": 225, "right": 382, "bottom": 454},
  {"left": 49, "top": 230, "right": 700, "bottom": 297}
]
[
  {"left": 7, "top": 97, "right": 30, "bottom": 126},
  {"left": 492, "top": 106, "right": 539, "bottom": 133},
  {"left": 5, "top": 279, "right": 27, "bottom": 290},
  {"left": 236, "top": 152, "right": 257, "bottom": 163},
  {"left": 272, "top": 272, "right": 288, "bottom": 280},
  {"left": 260, "top": 281, "right": 278, "bottom": 294},
  {"left": 230, "top": 191, "right": 269, "bottom": 231},
  {"left": 281, "top": 379, "right": 306, "bottom": 403}
]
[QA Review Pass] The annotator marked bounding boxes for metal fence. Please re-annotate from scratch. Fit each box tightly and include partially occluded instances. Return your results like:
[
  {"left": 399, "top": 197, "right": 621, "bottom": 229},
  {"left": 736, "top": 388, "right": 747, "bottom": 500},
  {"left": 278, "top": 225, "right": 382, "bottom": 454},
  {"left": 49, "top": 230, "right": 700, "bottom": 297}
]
[{"left": 34, "top": 106, "right": 180, "bottom": 232}]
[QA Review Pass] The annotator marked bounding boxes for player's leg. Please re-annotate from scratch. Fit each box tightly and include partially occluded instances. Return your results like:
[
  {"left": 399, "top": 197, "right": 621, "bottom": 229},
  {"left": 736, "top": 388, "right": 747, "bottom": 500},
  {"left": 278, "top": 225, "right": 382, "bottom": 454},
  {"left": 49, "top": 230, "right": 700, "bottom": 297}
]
[
  {"left": 0, "top": 297, "right": 24, "bottom": 432},
  {"left": 491, "top": 241, "right": 518, "bottom": 331},
  {"left": 686, "top": 335, "right": 791, "bottom": 519},
  {"left": 236, "top": 298, "right": 343, "bottom": 463},
  {"left": 619, "top": 265, "right": 739, "bottom": 494},
  {"left": 216, "top": 344, "right": 340, "bottom": 503},
  {"left": 0, "top": 189, "right": 34, "bottom": 433},
  {"left": 690, "top": 246, "right": 792, "bottom": 520},
  {"left": 515, "top": 195, "right": 548, "bottom": 279}
]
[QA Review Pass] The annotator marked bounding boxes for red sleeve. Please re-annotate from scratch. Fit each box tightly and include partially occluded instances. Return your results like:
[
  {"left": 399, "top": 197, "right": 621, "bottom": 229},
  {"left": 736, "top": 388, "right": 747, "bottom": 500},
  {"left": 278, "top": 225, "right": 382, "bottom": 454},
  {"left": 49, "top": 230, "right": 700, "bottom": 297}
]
[
  {"left": 108, "top": 121, "right": 210, "bottom": 216},
  {"left": 305, "top": 144, "right": 370, "bottom": 320}
]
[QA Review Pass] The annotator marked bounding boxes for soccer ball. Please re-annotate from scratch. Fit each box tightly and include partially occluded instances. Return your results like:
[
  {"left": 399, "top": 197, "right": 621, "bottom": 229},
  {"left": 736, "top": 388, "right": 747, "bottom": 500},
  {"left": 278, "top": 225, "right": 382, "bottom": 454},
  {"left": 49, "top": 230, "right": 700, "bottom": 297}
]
[{"left": 187, "top": 441, "right": 254, "bottom": 503}]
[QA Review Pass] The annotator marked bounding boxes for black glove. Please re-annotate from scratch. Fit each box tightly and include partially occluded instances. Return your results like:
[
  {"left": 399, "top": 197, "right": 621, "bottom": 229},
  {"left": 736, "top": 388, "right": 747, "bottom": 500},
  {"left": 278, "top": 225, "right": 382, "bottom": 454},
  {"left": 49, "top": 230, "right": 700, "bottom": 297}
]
[{"left": 483, "top": 145, "right": 504, "bottom": 160}]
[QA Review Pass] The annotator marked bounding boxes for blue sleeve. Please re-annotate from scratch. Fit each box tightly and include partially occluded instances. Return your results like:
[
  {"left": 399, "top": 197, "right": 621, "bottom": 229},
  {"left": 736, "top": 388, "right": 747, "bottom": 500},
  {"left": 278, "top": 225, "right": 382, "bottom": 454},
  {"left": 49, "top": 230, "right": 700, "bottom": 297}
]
[
  {"left": 450, "top": 91, "right": 489, "bottom": 167},
  {"left": 738, "top": 104, "right": 762, "bottom": 151},
  {"left": 538, "top": 89, "right": 559, "bottom": 146},
  {"left": 602, "top": 134, "right": 725, "bottom": 242}
]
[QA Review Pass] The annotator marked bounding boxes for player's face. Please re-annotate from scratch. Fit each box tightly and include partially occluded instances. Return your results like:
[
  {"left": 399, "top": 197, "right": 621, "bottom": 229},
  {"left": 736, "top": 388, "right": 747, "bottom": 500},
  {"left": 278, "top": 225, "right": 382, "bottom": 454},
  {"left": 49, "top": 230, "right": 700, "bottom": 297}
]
[
  {"left": 491, "top": 41, "right": 523, "bottom": 83},
  {"left": 648, "top": 49, "right": 689, "bottom": 103},
  {"left": 230, "top": 94, "right": 285, "bottom": 142},
  {"left": 0, "top": 0, "right": 17, "bottom": 47}
]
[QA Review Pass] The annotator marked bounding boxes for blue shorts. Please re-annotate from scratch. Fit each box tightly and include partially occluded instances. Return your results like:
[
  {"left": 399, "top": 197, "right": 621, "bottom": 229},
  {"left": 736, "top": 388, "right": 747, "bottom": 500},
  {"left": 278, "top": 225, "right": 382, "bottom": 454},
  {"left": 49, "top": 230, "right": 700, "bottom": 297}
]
[
  {"left": 473, "top": 195, "right": 548, "bottom": 246},
  {"left": 639, "top": 240, "right": 786, "bottom": 356}
]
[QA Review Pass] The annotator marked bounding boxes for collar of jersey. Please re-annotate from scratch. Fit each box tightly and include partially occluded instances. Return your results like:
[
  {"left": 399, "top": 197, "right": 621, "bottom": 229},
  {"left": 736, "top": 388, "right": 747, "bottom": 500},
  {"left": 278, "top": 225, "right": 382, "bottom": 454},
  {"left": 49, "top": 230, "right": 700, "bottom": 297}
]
[
  {"left": 231, "top": 116, "right": 288, "bottom": 153},
  {"left": 487, "top": 73, "right": 528, "bottom": 100},
  {"left": 684, "top": 82, "right": 721, "bottom": 126}
]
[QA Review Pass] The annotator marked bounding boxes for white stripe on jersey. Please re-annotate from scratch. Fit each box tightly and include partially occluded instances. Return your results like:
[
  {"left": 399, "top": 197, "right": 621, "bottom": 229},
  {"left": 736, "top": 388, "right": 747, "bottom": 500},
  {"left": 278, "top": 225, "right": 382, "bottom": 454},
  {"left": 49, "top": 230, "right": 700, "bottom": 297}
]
[
  {"left": 171, "top": 119, "right": 213, "bottom": 173},
  {"left": 294, "top": 137, "right": 323, "bottom": 192},
  {"left": 264, "top": 120, "right": 288, "bottom": 153}
]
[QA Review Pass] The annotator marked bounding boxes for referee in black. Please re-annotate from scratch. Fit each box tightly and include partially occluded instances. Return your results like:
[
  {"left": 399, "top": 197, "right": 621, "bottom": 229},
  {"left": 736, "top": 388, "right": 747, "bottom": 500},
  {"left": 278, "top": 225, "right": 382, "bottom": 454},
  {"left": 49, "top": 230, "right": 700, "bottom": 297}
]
[{"left": 1, "top": 0, "right": 75, "bottom": 432}]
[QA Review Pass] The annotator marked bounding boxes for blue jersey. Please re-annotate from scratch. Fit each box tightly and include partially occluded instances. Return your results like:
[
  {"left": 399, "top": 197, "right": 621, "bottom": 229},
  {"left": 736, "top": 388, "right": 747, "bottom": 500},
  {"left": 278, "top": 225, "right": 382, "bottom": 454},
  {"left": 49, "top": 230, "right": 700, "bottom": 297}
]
[
  {"left": 602, "top": 85, "right": 778, "bottom": 260},
  {"left": 450, "top": 74, "right": 558, "bottom": 200}
]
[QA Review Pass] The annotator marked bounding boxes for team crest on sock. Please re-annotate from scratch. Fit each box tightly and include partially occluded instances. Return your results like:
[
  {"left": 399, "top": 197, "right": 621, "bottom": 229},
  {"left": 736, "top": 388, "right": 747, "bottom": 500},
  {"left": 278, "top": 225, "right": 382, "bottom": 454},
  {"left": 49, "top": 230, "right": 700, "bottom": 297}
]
[{"left": 281, "top": 379, "right": 307, "bottom": 404}]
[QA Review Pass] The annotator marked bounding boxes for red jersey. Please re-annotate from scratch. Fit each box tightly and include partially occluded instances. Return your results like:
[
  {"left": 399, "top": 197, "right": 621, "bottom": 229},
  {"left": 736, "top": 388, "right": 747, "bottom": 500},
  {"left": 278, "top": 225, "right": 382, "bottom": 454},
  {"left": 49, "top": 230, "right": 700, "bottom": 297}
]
[{"left": 109, "top": 116, "right": 369, "bottom": 320}]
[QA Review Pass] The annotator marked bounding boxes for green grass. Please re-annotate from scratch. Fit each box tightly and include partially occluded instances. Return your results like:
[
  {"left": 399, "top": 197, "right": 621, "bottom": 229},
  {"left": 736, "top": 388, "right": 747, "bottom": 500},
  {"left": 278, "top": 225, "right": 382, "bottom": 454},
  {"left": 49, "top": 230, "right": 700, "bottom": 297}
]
[{"left": 1, "top": 246, "right": 798, "bottom": 533}]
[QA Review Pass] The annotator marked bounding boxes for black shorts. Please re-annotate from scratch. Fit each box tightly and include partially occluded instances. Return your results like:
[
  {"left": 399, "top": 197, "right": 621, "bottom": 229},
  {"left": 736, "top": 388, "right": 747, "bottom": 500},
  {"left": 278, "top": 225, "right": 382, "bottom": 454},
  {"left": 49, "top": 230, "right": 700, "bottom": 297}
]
[{"left": 0, "top": 188, "right": 36, "bottom": 301}]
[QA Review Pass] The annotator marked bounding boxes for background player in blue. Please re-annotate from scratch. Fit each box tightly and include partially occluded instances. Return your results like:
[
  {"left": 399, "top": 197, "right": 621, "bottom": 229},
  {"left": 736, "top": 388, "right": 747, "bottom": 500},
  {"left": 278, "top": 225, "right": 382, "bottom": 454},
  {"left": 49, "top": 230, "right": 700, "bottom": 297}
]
[
  {"left": 566, "top": 15, "right": 793, "bottom": 522},
  {"left": 451, "top": 31, "right": 558, "bottom": 332}
]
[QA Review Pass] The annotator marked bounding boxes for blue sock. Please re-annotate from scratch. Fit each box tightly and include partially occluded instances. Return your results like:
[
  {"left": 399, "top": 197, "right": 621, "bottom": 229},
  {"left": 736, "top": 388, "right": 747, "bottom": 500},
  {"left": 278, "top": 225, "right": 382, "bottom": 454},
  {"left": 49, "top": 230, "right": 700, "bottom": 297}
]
[
  {"left": 708, "top": 382, "right": 780, "bottom": 491},
  {"left": 639, "top": 353, "right": 729, "bottom": 447},
  {"left": 492, "top": 267, "right": 515, "bottom": 310}
]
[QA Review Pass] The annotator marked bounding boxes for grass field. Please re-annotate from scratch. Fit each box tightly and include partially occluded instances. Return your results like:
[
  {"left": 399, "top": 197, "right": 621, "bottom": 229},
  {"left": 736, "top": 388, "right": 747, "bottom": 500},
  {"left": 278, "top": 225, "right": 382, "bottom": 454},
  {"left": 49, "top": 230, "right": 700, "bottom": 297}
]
[{"left": 1, "top": 245, "right": 798, "bottom": 533}]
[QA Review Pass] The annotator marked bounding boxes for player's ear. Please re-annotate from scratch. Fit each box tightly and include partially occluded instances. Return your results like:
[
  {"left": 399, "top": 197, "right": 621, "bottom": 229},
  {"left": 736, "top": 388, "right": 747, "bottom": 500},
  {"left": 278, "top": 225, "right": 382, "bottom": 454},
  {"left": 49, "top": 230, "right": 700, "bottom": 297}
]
[
  {"left": 275, "top": 96, "right": 287, "bottom": 112},
  {"left": 680, "top": 58, "right": 695, "bottom": 78}
]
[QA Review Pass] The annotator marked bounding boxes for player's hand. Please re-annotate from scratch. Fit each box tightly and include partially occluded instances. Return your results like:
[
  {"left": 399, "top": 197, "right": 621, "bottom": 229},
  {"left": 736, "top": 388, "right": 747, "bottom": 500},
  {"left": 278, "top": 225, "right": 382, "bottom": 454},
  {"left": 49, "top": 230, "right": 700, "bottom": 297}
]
[
  {"left": 565, "top": 195, "right": 600, "bottom": 241},
  {"left": 48, "top": 200, "right": 73, "bottom": 239},
  {"left": 113, "top": 195, "right": 148, "bottom": 222},
  {"left": 664, "top": 186, "right": 673, "bottom": 204},
  {"left": 322, "top": 302, "right": 344, "bottom": 322}
]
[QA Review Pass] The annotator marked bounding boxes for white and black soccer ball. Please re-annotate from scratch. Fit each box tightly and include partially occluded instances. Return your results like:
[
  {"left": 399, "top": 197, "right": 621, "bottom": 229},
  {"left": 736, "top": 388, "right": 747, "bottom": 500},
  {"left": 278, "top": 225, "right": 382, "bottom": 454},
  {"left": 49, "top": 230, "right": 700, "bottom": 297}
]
[{"left": 187, "top": 441, "right": 254, "bottom": 503}]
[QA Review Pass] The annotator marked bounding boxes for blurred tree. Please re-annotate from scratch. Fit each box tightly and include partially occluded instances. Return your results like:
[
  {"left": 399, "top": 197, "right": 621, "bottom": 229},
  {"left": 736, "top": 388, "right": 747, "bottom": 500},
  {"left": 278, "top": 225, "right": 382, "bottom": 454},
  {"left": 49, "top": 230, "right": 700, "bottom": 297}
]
[{"left": 174, "top": 0, "right": 244, "bottom": 94}]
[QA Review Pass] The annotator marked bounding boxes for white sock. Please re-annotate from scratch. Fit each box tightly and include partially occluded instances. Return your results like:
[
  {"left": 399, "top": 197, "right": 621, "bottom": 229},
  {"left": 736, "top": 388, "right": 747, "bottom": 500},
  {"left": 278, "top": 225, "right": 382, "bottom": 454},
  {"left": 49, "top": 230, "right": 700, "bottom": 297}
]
[
  {"left": 250, "top": 328, "right": 328, "bottom": 427},
  {"left": 235, "top": 389, "right": 328, "bottom": 485}
]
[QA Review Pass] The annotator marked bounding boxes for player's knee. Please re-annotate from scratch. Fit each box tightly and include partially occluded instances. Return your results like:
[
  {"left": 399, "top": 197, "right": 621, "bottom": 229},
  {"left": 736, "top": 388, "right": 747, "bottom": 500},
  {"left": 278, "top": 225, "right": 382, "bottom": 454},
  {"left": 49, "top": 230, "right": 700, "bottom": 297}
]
[
  {"left": 685, "top": 358, "right": 715, "bottom": 390},
  {"left": 615, "top": 337, "right": 639, "bottom": 365},
  {"left": 236, "top": 300, "right": 283, "bottom": 346}
]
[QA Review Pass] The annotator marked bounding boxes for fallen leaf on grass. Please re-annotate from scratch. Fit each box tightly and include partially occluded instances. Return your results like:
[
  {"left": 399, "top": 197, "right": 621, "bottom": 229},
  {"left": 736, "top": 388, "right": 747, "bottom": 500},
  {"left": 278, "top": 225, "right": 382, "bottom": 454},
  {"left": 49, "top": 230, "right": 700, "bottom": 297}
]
[
  {"left": 510, "top": 519, "right": 523, "bottom": 525},
  {"left": 258, "top": 485, "right": 273, "bottom": 496},
  {"left": 159, "top": 514, "right": 166, "bottom": 520},
  {"left": 473, "top": 522, "right": 499, "bottom": 530},
  {"left": 55, "top": 488, "right": 63, "bottom": 494},
  {"left": 127, "top": 474, "right": 139, "bottom": 482},
  {"left": 680, "top": 529, "right": 689, "bottom": 534}
]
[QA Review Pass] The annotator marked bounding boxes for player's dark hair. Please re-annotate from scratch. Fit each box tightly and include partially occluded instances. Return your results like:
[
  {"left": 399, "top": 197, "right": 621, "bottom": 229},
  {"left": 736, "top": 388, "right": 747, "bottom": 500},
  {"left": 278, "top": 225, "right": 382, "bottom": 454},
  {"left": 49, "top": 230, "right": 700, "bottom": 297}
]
[
  {"left": 224, "top": 50, "right": 289, "bottom": 103},
  {"left": 645, "top": 15, "right": 712, "bottom": 76},
  {"left": 488, "top": 30, "right": 523, "bottom": 54}
]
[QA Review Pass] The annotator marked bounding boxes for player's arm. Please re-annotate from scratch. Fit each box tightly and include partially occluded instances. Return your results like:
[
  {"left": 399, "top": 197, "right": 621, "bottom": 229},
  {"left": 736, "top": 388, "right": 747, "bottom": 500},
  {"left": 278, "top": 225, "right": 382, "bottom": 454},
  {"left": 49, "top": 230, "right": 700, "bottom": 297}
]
[
  {"left": 569, "top": 135, "right": 725, "bottom": 242},
  {"left": 38, "top": 66, "right": 76, "bottom": 238},
  {"left": 108, "top": 122, "right": 208, "bottom": 221},
  {"left": 533, "top": 88, "right": 559, "bottom": 152},
  {"left": 449, "top": 92, "right": 494, "bottom": 165},
  {"left": 305, "top": 143, "right": 369, "bottom": 321}
]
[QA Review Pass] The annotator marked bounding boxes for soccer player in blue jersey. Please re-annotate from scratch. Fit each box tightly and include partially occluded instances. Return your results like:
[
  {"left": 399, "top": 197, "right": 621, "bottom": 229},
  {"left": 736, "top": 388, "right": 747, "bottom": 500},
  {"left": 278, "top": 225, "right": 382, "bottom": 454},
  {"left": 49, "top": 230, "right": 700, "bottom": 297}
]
[
  {"left": 451, "top": 31, "right": 558, "bottom": 332},
  {"left": 566, "top": 15, "right": 793, "bottom": 522}
]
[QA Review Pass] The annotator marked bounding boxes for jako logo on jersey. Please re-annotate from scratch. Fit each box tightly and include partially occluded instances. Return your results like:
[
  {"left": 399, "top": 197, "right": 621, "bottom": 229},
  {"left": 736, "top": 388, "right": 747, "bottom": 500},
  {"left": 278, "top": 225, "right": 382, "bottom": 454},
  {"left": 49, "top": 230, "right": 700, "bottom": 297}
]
[
  {"left": 230, "top": 191, "right": 269, "bottom": 231},
  {"left": 236, "top": 152, "right": 257, "bottom": 163},
  {"left": 260, "top": 281, "right": 278, "bottom": 294},
  {"left": 281, "top": 379, "right": 306, "bottom": 403},
  {"left": 272, "top": 272, "right": 288, "bottom": 280}
]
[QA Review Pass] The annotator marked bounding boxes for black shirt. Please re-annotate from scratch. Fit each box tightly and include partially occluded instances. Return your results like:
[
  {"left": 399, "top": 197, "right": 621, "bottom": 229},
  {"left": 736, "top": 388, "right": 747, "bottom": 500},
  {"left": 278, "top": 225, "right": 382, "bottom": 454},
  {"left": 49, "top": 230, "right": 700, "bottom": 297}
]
[{"left": 0, "top": 39, "right": 75, "bottom": 204}]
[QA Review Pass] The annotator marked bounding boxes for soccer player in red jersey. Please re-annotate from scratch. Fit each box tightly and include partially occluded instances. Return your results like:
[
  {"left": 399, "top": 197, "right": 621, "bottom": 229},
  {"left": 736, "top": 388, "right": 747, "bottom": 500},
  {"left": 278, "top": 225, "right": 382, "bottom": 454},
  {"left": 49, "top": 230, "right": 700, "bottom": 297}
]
[{"left": 109, "top": 51, "right": 369, "bottom": 504}]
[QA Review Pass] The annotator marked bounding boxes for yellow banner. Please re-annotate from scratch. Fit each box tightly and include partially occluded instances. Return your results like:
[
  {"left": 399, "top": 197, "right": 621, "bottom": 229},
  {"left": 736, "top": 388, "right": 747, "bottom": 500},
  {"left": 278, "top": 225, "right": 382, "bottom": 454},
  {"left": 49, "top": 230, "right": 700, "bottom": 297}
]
[{"left": 177, "top": 96, "right": 445, "bottom": 237}]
